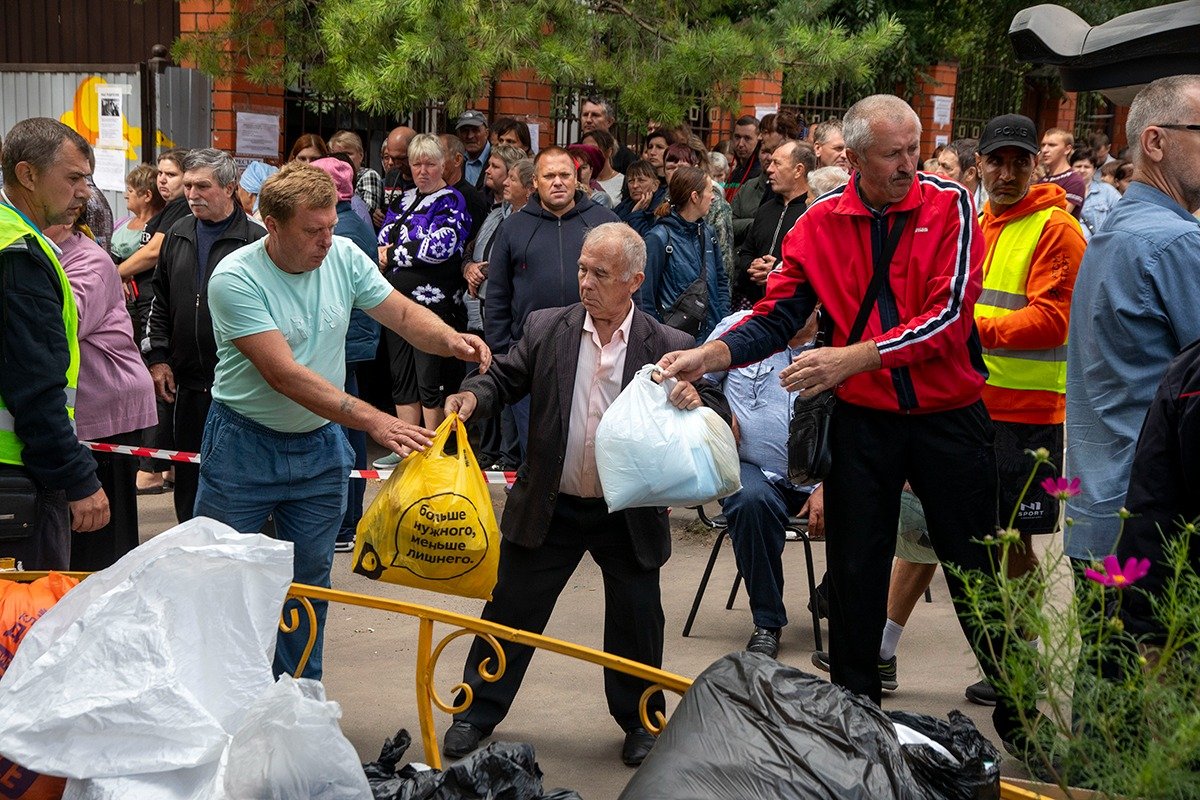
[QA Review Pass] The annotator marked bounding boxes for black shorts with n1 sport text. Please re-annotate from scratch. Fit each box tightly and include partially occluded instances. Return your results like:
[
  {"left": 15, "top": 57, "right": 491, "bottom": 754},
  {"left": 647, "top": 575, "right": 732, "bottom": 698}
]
[{"left": 994, "top": 420, "right": 1064, "bottom": 535}]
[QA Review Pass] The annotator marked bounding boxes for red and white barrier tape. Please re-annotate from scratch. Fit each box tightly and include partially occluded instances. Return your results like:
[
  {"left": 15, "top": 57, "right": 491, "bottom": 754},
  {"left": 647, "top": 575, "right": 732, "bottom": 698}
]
[{"left": 80, "top": 440, "right": 518, "bottom": 485}]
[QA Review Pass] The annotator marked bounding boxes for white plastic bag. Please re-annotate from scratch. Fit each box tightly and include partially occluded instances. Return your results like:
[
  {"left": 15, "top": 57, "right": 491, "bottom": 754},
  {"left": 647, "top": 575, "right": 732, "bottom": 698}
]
[
  {"left": 0, "top": 518, "right": 293, "bottom": 779},
  {"left": 223, "top": 676, "right": 371, "bottom": 799},
  {"left": 596, "top": 364, "right": 740, "bottom": 511}
]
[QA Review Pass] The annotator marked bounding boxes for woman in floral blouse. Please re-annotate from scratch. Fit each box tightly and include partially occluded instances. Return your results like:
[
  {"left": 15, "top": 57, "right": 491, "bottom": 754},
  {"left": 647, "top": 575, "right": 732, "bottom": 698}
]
[{"left": 376, "top": 133, "right": 472, "bottom": 435}]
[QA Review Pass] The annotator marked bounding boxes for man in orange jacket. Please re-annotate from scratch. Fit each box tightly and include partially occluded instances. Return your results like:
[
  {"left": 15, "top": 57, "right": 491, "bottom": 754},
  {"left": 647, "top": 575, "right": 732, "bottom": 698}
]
[{"left": 966, "top": 113, "right": 1086, "bottom": 704}]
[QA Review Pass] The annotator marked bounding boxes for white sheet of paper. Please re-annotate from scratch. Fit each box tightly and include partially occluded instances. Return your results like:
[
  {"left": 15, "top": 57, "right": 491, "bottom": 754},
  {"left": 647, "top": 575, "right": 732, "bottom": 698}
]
[
  {"left": 93, "top": 147, "right": 127, "bottom": 192},
  {"left": 933, "top": 96, "right": 953, "bottom": 127},
  {"left": 755, "top": 104, "right": 778, "bottom": 119},
  {"left": 934, "top": 134, "right": 950, "bottom": 148},
  {"left": 527, "top": 122, "right": 540, "bottom": 153},
  {"left": 96, "top": 85, "right": 127, "bottom": 147},
  {"left": 236, "top": 112, "right": 280, "bottom": 158}
]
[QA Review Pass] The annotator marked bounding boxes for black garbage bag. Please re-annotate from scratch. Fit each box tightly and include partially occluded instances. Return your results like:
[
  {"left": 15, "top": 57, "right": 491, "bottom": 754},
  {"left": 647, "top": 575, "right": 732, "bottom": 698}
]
[
  {"left": 364, "top": 729, "right": 413, "bottom": 782},
  {"left": 621, "top": 652, "right": 983, "bottom": 800},
  {"left": 888, "top": 711, "right": 1001, "bottom": 800},
  {"left": 364, "top": 733, "right": 577, "bottom": 800}
]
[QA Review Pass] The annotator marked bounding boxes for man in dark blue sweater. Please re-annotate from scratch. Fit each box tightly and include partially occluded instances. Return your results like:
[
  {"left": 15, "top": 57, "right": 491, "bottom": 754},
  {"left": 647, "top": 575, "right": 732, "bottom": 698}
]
[{"left": 483, "top": 146, "right": 619, "bottom": 454}]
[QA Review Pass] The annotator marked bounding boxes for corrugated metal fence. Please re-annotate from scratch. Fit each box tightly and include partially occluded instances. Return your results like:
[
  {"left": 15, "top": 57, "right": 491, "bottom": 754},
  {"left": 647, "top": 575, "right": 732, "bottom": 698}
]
[
  {"left": 1, "top": 65, "right": 212, "bottom": 221},
  {"left": 1, "top": 66, "right": 144, "bottom": 219}
]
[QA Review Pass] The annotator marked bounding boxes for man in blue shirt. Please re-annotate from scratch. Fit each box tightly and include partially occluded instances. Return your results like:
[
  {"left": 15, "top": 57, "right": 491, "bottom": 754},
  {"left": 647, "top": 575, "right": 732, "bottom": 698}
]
[
  {"left": 704, "top": 310, "right": 821, "bottom": 658},
  {"left": 1066, "top": 75, "right": 1200, "bottom": 568}
]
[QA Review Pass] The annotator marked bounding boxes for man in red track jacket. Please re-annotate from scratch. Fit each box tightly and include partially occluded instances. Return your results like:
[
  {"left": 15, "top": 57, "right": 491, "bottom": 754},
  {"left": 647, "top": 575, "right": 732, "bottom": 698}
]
[{"left": 663, "top": 94, "right": 1039, "bottom": 757}]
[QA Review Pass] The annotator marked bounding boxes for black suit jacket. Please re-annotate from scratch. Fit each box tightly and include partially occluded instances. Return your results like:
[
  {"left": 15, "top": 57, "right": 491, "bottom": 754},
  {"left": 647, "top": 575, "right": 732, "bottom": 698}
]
[{"left": 461, "top": 303, "right": 731, "bottom": 570}]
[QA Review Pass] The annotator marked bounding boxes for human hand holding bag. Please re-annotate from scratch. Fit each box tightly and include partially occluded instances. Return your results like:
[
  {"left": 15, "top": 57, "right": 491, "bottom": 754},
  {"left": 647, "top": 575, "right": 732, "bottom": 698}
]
[{"left": 352, "top": 414, "right": 500, "bottom": 600}]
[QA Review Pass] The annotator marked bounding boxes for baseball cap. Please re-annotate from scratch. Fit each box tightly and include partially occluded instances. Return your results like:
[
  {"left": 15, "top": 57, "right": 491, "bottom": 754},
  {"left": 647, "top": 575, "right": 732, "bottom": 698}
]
[
  {"left": 455, "top": 110, "right": 487, "bottom": 129},
  {"left": 978, "top": 114, "right": 1039, "bottom": 156}
]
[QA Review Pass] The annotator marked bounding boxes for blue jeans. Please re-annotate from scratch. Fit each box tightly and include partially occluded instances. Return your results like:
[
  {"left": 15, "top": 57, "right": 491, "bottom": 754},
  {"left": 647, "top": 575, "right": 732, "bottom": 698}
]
[
  {"left": 719, "top": 462, "right": 809, "bottom": 630},
  {"left": 194, "top": 402, "right": 353, "bottom": 680}
]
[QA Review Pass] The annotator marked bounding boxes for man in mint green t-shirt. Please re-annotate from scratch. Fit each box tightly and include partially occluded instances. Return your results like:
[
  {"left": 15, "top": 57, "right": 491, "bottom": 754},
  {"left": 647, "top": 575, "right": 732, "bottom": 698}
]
[{"left": 197, "top": 162, "right": 490, "bottom": 680}]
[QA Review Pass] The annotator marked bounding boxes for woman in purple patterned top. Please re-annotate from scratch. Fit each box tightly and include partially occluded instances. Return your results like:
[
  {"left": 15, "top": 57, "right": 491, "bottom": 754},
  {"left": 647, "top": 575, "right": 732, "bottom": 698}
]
[{"left": 376, "top": 133, "right": 474, "bottom": 429}]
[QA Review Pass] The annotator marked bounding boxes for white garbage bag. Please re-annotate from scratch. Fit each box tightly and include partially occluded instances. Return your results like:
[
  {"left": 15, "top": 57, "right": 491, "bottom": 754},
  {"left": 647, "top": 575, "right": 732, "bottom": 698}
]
[
  {"left": 64, "top": 678, "right": 371, "bottom": 800},
  {"left": 0, "top": 518, "right": 293, "bottom": 779},
  {"left": 223, "top": 676, "right": 371, "bottom": 799},
  {"left": 596, "top": 364, "right": 740, "bottom": 512}
]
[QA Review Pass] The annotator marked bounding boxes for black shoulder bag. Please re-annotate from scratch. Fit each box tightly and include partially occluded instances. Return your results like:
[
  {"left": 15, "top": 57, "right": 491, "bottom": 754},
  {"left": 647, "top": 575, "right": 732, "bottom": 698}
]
[
  {"left": 660, "top": 226, "right": 709, "bottom": 338},
  {"left": 787, "top": 211, "right": 911, "bottom": 485}
]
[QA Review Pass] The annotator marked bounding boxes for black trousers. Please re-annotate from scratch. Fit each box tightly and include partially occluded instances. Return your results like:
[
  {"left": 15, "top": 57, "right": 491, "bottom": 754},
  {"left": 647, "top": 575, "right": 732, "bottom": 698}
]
[
  {"left": 455, "top": 494, "right": 666, "bottom": 734},
  {"left": 172, "top": 384, "right": 212, "bottom": 523},
  {"left": 824, "top": 400, "right": 1025, "bottom": 740},
  {"left": 70, "top": 429, "right": 143, "bottom": 572}
]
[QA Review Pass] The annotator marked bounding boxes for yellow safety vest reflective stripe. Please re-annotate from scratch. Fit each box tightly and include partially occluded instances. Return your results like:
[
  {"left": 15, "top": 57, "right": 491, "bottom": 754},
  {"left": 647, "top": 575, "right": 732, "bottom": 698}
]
[
  {"left": 0, "top": 203, "right": 80, "bottom": 466},
  {"left": 974, "top": 207, "right": 1066, "bottom": 394}
]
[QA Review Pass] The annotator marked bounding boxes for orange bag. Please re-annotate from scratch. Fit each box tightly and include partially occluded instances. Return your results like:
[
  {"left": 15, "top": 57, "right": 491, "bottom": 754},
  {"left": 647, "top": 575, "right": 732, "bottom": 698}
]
[{"left": 0, "top": 573, "right": 78, "bottom": 800}]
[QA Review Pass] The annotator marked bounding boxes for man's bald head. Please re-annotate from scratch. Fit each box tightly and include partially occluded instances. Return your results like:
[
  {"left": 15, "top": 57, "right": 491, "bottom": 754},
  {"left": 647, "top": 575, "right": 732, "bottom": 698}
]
[{"left": 384, "top": 126, "right": 417, "bottom": 178}]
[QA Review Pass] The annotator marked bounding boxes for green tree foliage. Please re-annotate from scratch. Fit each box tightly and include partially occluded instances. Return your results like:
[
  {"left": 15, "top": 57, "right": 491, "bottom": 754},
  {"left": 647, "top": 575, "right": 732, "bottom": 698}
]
[{"left": 173, "top": 0, "right": 902, "bottom": 122}]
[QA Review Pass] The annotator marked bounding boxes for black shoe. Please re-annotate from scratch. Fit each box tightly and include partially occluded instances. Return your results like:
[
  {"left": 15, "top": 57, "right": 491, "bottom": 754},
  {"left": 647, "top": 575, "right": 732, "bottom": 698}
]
[
  {"left": 443, "top": 720, "right": 484, "bottom": 759},
  {"left": 334, "top": 533, "right": 356, "bottom": 553},
  {"left": 745, "top": 627, "right": 780, "bottom": 658},
  {"left": 1002, "top": 718, "right": 1064, "bottom": 782},
  {"left": 621, "top": 726, "right": 656, "bottom": 767},
  {"left": 810, "top": 651, "right": 898, "bottom": 691},
  {"left": 965, "top": 678, "right": 998, "bottom": 706}
]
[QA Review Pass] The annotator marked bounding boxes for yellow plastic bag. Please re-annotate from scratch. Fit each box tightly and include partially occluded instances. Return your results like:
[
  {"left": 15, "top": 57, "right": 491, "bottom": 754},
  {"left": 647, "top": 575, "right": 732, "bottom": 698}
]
[{"left": 351, "top": 414, "right": 500, "bottom": 600}]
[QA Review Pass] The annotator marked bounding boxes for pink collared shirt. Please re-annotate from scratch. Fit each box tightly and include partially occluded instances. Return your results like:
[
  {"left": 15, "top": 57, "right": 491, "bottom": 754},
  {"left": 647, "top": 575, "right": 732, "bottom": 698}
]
[{"left": 559, "top": 303, "right": 635, "bottom": 497}]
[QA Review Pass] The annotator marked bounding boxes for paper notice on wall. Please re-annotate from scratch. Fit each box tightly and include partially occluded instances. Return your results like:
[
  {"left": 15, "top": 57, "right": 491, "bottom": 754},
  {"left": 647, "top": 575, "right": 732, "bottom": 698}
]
[
  {"left": 93, "top": 147, "right": 127, "bottom": 191},
  {"left": 527, "top": 122, "right": 540, "bottom": 153},
  {"left": 755, "top": 104, "right": 778, "bottom": 120},
  {"left": 96, "top": 85, "right": 128, "bottom": 147},
  {"left": 932, "top": 96, "right": 953, "bottom": 127},
  {"left": 236, "top": 112, "right": 281, "bottom": 158},
  {"left": 934, "top": 134, "right": 950, "bottom": 149}
]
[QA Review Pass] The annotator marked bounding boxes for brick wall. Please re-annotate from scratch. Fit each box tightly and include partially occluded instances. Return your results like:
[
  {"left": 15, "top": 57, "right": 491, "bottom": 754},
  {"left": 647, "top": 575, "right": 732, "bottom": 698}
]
[
  {"left": 709, "top": 72, "right": 784, "bottom": 146},
  {"left": 486, "top": 68, "right": 555, "bottom": 151},
  {"left": 178, "top": 0, "right": 286, "bottom": 158},
  {"left": 911, "top": 61, "right": 958, "bottom": 160}
]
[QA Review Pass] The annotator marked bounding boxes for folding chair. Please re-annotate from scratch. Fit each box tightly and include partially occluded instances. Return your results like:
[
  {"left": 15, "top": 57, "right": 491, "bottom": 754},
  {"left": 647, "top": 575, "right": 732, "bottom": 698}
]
[
  {"left": 681, "top": 507, "right": 935, "bottom": 652},
  {"left": 681, "top": 506, "right": 824, "bottom": 651}
]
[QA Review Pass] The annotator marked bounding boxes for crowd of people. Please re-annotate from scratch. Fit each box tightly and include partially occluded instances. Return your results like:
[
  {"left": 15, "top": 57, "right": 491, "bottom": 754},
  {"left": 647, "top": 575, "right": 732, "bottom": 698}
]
[{"left": 1, "top": 74, "right": 1198, "bottom": 770}]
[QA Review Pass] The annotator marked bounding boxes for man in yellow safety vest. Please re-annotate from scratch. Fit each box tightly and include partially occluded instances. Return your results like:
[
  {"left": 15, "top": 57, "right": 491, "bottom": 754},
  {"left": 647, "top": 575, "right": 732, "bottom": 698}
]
[
  {"left": 966, "top": 113, "right": 1086, "bottom": 705},
  {"left": 1, "top": 118, "right": 109, "bottom": 570}
]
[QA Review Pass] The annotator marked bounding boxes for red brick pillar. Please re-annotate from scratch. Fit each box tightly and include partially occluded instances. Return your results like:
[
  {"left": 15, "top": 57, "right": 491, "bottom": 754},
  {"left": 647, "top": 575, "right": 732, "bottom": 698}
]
[
  {"left": 1054, "top": 92, "right": 1078, "bottom": 138},
  {"left": 491, "top": 68, "right": 554, "bottom": 151},
  {"left": 1111, "top": 105, "right": 1131, "bottom": 155},
  {"left": 178, "top": 0, "right": 285, "bottom": 159},
  {"left": 910, "top": 61, "right": 958, "bottom": 160},
  {"left": 710, "top": 72, "right": 783, "bottom": 147}
]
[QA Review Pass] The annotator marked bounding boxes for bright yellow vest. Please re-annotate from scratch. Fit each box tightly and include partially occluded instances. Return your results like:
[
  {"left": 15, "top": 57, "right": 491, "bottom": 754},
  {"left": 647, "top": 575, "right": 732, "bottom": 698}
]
[
  {"left": 0, "top": 203, "right": 80, "bottom": 466},
  {"left": 974, "top": 207, "right": 1067, "bottom": 394}
]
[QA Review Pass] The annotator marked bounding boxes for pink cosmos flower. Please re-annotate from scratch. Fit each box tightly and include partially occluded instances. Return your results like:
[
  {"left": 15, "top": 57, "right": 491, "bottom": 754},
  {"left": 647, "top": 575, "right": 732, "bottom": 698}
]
[
  {"left": 1041, "top": 476, "right": 1082, "bottom": 500},
  {"left": 1085, "top": 554, "right": 1151, "bottom": 589}
]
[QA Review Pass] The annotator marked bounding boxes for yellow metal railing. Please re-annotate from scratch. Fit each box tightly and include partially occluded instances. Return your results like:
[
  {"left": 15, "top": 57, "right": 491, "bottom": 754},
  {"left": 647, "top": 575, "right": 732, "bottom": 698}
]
[
  {"left": 282, "top": 583, "right": 692, "bottom": 769},
  {"left": 4, "top": 572, "right": 1055, "bottom": 793}
]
